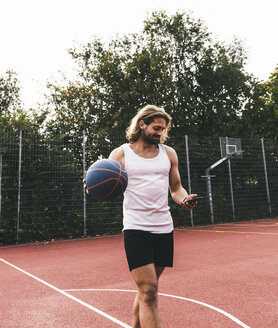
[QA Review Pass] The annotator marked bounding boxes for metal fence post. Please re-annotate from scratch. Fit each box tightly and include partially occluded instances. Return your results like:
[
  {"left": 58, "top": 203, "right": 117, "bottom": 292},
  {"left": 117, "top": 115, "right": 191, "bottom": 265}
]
[
  {"left": 261, "top": 138, "right": 272, "bottom": 216},
  {"left": 185, "top": 135, "right": 194, "bottom": 226},
  {"left": 83, "top": 130, "right": 87, "bottom": 237},
  {"left": 0, "top": 155, "right": 2, "bottom": 229},
  {"left": 16, "top": 128, "right": 23, "bottom": 244}
]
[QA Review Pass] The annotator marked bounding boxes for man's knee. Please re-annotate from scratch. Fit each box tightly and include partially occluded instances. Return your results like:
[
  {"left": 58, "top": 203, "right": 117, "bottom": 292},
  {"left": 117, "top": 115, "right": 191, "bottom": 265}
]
[{"left": 138, "top": 283, "right": 158, "bottom": 305}]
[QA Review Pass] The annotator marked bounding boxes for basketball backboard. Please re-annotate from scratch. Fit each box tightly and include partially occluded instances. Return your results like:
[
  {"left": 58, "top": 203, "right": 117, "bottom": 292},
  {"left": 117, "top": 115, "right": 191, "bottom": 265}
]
[{"left": 219, "top": 137, "right": 243, "bottom": 159}]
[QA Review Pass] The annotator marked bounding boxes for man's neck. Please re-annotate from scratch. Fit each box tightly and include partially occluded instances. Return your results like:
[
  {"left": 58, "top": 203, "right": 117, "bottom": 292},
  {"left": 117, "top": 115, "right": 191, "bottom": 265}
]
[{"left": 130, "top": 139, "right": 160, "bottom": 158}]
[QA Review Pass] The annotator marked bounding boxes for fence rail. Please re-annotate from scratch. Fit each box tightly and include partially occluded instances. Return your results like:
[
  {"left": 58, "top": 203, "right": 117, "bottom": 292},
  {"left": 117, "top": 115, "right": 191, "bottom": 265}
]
[{"left": 0, "top": 129, "right": 277, "bottom": 245}]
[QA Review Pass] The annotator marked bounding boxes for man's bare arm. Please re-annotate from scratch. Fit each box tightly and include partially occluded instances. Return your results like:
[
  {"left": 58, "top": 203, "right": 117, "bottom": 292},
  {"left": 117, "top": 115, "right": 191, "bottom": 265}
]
[{"left": 165, "top": 145, "right": 197, "bottom": 210}]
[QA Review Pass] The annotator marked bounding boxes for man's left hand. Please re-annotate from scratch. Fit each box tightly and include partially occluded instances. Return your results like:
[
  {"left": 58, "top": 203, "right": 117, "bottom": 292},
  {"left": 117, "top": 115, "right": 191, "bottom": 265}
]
[{"left": 181, "top": 194, "right": 198, "bottom": 210}]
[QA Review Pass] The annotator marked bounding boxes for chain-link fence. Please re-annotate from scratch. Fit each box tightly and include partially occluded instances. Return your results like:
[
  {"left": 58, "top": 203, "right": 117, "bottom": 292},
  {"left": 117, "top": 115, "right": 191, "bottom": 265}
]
[{"left": 0, "top": 129, "right": 277, "bottom": 245}]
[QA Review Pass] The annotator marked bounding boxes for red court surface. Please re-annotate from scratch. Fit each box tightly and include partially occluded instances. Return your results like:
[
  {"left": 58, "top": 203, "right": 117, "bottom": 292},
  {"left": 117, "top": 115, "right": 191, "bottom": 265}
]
[{"left": 1, "top": 218, "right": 278, "bottom": 327}]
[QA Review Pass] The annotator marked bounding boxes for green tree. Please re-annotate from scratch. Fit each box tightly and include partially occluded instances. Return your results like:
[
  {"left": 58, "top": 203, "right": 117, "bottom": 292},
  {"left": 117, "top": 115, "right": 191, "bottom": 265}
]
[
  {"left": 143, "top": 12, "right": 252, "bottom": 136},
  {"left": 0, "top": 70, "right": 54, "bottom": 244},
  {"left": 46, "top": 10, "right": 254, "bottom": 142},
  {"left": 240, "top": 65, "right": 278, "bottom": 140},
  {"left": 0, "top": 70, "right": 49, "bottom": 133},
  {"left": 266, "top": 65, "right": 278, "bottom": 105},
  {"left": 0, "top": 70, "right": 22, "bottom": 115},
  {"left": 0, "top": 70, "right": 23, "bottom": 134},
  {"left": 263, "top": 65, "right": 278, "bottom": 139}
]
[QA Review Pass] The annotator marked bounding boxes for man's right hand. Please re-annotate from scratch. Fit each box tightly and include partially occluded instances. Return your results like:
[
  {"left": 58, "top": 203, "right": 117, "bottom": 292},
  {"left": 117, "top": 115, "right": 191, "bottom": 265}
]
[{"left": 83, "top": 172, "right": 89, "bottom": 194}]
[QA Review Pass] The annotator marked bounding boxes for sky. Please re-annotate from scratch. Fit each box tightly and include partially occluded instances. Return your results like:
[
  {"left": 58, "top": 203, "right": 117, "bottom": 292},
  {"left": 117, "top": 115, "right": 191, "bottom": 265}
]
[{"left": 1, "top": 0, "right": 277, "bottom": 109}]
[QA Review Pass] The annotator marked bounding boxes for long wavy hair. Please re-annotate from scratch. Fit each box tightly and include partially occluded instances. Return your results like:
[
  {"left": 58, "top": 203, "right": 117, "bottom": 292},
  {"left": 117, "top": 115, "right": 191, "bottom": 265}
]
[{"left": 126, "top": 105, "right": 172, "bottom": 143}]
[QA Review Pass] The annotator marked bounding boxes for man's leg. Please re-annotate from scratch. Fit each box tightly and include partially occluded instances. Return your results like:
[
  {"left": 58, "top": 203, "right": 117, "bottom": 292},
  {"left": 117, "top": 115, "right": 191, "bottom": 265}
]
[
  {"left": 131, "top": 264, "right": 165, "bottom": 328},
  {"left": 132, "top": 293, "right": 140, "bottom": 328}
]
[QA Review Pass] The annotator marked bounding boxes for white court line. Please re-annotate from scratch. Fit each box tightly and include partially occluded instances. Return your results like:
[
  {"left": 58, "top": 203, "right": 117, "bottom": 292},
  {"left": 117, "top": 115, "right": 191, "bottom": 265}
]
[
  {"left": 190, "top": 229, "right": 278, "bottom": 235},
  {"left": 0, "top": 259, "right": 131, "bottom": 328},
  {"left": 63, "top": 288, "right": 251, "bottom": 328},
  {"left": 210, "top": 223, "right": 278, "bottom": 227}
]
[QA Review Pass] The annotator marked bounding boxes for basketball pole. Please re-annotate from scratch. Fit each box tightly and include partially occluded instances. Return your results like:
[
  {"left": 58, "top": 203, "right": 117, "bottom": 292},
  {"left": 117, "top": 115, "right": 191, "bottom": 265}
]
[
  {"left": 261, "top": 138, "right": 272, "bottom": 216},
  {"left": 202, "top": 153, "right": 234, "bottom": 224}
]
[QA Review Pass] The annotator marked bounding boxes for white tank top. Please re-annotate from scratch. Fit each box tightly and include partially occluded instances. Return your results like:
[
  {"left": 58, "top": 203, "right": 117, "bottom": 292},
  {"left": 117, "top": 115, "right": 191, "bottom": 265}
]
[{"left": 122, "top": 143, "right": 173, "bottom": 233}]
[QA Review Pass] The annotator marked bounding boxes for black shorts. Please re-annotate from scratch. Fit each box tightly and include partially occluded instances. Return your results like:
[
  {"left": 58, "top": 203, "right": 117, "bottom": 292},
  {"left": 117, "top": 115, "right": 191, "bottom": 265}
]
[{"left": 124, "top": 230, "right": 174, "bottom": 271}]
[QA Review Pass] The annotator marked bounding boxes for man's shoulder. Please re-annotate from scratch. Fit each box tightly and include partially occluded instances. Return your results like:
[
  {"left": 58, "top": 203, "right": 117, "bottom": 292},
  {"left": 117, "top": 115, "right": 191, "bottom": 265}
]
[
  {"left": 163, "top": 144, "right": 178, "bottom": 163},
  {"left": 110, "top": 145, "right": 125, "bottom": 156},
  {"left": 163, "top": 144, "right": 177, "bottom": 155},
  {"left": 109, "top": 145, "right": 125, "bottom": 166}
]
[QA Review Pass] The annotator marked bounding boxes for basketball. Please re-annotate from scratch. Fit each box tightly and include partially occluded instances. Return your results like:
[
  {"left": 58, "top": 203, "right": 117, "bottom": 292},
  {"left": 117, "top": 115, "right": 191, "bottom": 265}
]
[{"left": 85, "top": 159, "right": 128, "bottom": 201}]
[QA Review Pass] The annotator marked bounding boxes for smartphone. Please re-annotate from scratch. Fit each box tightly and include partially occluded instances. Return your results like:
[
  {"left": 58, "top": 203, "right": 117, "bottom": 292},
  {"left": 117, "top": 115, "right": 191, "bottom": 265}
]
[{"left": 185, "top": 196, "right": 203, "bottom": 204}]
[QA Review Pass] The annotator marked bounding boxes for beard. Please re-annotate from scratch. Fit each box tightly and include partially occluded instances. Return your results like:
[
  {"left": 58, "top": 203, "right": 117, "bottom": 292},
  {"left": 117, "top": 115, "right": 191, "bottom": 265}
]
[{"left": 142, "top": 129, "right": 161, "bottom": 145}]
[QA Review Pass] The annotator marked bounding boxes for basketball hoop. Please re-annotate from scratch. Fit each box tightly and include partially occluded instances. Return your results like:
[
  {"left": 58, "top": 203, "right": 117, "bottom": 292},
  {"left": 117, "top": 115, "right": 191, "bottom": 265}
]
[{"left": 202, "top": 137, "right": 244, "bottom": 224}]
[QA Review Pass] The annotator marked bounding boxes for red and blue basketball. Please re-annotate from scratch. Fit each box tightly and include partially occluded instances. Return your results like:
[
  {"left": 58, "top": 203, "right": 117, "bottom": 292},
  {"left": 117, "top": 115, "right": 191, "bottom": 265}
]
[{"left": 85, "top": 159, "right": 128, "bottom": 201}]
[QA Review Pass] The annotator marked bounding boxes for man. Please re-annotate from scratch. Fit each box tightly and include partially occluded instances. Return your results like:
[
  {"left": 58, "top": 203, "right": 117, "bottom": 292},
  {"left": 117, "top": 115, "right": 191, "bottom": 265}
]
[{"left": 109, "top": 105, "right": 198, "bottom": 328}]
